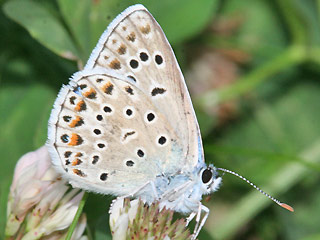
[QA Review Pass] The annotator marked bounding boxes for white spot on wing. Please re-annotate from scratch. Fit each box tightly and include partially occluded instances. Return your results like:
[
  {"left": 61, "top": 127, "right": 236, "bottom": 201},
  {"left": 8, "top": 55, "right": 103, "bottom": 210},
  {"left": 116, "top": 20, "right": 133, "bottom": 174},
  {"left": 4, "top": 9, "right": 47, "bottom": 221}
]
[
  {"left": 102, "top": 104, "right": 114, "bottom": 116},
  {"left": 123, "top": 106, "right": 135, "bottom": 119},
  {"left": 144, "top": 110, "right": 157, "bottom": 124},
  {"left": 156, "top": 134, "right": 168, "bottom": 147},
  {"left": 153, "top": 51, "right": 165, "bottom": 69},
  {"left": 127, "top": 57, "right": 141, "bottom": 72},
  {"left": 137, "top": 49, "right": 151, "bottom": 65}
]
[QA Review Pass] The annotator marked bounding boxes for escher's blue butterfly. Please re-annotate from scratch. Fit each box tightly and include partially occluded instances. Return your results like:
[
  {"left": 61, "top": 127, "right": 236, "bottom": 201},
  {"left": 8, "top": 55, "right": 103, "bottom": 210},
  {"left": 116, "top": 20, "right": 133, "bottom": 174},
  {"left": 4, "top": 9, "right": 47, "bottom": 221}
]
[{"left": 47, "top": 5, "right": 293, "bottom": 239}]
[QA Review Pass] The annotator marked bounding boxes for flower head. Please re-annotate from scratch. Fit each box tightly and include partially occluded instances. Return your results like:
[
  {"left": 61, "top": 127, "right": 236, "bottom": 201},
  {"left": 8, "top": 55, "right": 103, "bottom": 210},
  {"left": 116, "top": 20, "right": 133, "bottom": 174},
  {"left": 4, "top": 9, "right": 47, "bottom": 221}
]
[
  {"left": 109, "top": 198, "right": 191, "bottom": 240},
  {"left": 5, "top": 146, "right": 87, "bottom": 240}
]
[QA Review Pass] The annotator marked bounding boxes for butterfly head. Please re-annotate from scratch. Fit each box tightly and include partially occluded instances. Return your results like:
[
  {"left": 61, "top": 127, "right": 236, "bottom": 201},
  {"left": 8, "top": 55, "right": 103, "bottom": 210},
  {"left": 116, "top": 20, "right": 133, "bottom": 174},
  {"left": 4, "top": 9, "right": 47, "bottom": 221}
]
[{"left": 198, "top": 164, "right": 222, "bottom": 195}]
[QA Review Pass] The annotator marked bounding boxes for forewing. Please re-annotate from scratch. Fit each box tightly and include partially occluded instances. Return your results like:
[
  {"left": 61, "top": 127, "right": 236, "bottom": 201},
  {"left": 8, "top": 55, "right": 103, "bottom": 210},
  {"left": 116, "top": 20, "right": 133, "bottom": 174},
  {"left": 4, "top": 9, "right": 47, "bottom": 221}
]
[{"left": 85, "top": 5, "right": 204, "bottom": 172}]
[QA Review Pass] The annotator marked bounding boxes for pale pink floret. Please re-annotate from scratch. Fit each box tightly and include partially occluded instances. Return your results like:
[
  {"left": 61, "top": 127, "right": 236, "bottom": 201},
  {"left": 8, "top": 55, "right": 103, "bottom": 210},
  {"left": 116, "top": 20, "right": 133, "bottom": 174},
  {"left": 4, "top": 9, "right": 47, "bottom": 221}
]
[{"left": 5, "top": 146, "right": 87, "bottom": 240}]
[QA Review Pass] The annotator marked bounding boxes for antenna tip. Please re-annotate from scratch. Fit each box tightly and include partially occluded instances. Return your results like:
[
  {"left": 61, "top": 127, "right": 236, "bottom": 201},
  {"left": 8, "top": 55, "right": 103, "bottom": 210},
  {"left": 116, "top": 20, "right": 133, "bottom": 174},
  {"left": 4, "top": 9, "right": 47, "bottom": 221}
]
[{"left": 279, "top": 203, "right": 294, "bottom": 212}]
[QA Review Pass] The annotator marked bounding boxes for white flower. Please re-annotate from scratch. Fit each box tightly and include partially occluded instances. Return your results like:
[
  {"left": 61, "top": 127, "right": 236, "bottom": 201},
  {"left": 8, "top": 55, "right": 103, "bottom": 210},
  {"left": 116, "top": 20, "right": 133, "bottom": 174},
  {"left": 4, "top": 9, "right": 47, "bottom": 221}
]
[
  {"left": 109, "top": 198, "right": 191, "bottom": 240},
  {"left": 5, "top": 146, "right": 87, "bottom": 240},
  {"left": 109, "top": 198, "right": 140, "bottom": 240}
]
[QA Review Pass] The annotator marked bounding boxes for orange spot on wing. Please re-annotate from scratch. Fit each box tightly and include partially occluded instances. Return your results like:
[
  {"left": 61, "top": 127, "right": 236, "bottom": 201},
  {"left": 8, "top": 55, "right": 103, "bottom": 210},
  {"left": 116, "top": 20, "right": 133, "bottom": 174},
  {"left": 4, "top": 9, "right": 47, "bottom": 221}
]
[
  {"left": 72, "top": 158, "right": 82, "bottom": 166},
  {"left": 68, "top": 133, "right": 83, "bottom": 146},
  {"left": 127, "top": 32, "right": 136, "bottom": 42},
  {"left": 83, "top": 88, "right": 97, "bottom": 99},
  {"left": 69, "top": 116, "right": 84, "bottom": 128},
  {"left": 75, "top": 152, "right": 83, "bottom": 157},
  {"left": 117, "top": 44, "right": 127, "bottom": 55},
  {"left": 140, "top": 24, "right": 151, "bottom": 34},
  {"left": 109, "top": 59, "right": 121, "bottom": 70},
  {"left": 74, "top": 100, "right": 86, "bottom": 112},
  {"left": 73, "top": 169, "right": 86, "bottom": 177},
  {"left": 102, "top": 81, "right": 114, "bottom": 94}
]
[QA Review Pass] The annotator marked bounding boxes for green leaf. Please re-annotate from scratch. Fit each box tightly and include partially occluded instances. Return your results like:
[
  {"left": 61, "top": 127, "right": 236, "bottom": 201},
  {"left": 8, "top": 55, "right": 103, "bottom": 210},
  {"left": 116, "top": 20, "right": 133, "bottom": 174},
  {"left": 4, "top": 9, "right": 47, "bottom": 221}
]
[
  {"left": 84, "top": 194, "right": 113, "bottom": 239},
  {"left": 0, "top": 180, "right": 10, "bottom": 240},
  {"left": 3, "top": 0, "right": 79, "bottom": 61},
  {"left": 282, "top": 186, "right": 320, "bottom": 239},
  {"left": 57, "top": 0, "right": 92, "bottom": 64},
  {"left": 219, "top": 0, "right": 287, "bottom": 63},
  {"left": 140, "top": 0, "right": 219, "bottom": 45},
  {"left": 89, "top": 0, "right": 130, "bottom": 53},
  {"left": 292, "top": 0, "right": 320, "bottom": 45},
  {"left": 0, "top": 84, "right": 56, "bottom": 238},
  {"left": 57, "top": 0, "right": 218, "bottom": 64},
  {"left": 4, "top": 1, "right": 217, "bottom": 65},
  {"left": 203, "top": 82, "right": 320, "bottom": 239}
]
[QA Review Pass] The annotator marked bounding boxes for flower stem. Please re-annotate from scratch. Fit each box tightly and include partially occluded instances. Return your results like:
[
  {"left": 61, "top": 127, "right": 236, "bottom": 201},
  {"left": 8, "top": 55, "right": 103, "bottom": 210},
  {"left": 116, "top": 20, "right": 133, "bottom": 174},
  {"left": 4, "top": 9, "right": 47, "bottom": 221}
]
[
  {"left": 276, "top": 0, "right": 307, "bottom": 45},
  {"left": 66, "top": 191, "right": 88, "bottom": 240},
  {"left": 198, "top": 45, "right": 306, "bottom": 108}
]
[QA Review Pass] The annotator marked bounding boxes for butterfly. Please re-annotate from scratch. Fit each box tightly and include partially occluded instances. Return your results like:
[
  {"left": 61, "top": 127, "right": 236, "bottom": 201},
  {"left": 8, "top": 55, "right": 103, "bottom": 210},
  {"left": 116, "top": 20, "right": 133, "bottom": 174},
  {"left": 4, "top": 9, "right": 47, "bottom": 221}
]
[{"left": 47, "top": 4, "right": 293, "bottom": 239}]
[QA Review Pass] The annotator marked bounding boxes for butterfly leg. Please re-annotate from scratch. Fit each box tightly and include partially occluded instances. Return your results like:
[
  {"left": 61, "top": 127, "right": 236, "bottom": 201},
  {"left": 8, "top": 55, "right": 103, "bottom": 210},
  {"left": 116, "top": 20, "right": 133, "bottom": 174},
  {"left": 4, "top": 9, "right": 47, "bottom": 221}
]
[
  {"left": 121, "top": 180, "right": 159, "bottom": 200},
  {"left": 194, "top": 203, "right": 202, "bottom": 233},
  {"left": 191, "top": 204, "right": 209, "bottom": 240},
  {"left": 185, "top": 212, "right": 196, "bottom": 227},
  {"left": 110, "top": 180, "right": 159, "bottom": 214}
]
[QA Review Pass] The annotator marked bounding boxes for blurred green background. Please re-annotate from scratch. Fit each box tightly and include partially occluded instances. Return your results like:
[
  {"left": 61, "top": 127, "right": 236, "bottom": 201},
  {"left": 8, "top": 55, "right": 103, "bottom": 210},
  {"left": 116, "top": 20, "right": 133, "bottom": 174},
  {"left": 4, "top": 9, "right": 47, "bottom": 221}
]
[{"left": 1, "top": 0, "right": 320, "bottom": 239}]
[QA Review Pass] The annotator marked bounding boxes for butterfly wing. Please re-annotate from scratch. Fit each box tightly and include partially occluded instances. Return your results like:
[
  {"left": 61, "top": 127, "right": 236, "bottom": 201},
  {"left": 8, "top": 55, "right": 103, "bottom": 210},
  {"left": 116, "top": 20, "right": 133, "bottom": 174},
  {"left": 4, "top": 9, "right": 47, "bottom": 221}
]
[
  {"left": 47, "top": 5, "right": 204, "bottom": 195},
  {"left": 48, "top": 69, "right": 183, "bottom": 195},
  {"left": 85, "top": 4, "right": 204, "bottom": 173}
]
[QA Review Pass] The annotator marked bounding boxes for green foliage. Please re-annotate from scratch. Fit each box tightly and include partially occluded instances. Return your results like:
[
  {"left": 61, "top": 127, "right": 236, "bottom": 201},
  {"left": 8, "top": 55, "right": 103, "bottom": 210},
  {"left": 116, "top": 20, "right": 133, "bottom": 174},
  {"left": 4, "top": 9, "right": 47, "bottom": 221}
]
[
  {"left": 3, "top": 0, "right": 79, "bottom": 60},
  {"left": 1, "top": 0, "right": 320, "bottom": 239}
]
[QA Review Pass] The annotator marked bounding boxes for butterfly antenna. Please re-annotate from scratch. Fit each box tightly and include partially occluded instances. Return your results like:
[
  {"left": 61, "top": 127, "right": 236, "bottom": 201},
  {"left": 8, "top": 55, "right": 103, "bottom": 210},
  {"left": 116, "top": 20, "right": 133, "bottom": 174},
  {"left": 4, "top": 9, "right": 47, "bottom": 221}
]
[{"left": 217, "top": 168, "right": 294, "bottom": 212}]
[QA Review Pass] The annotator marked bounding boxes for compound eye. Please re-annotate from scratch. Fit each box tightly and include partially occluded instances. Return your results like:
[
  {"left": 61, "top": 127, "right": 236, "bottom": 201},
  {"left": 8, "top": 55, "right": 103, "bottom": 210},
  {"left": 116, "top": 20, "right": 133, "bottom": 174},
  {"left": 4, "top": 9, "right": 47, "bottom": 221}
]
[{"left": 202, "top": 168, "right": 213, "bottom": 184}]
